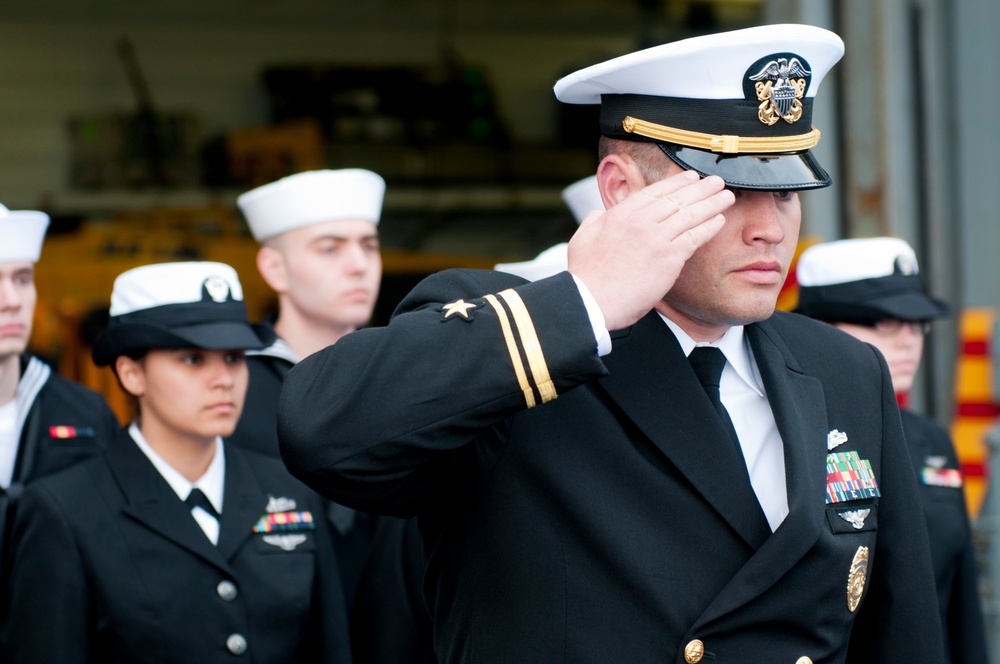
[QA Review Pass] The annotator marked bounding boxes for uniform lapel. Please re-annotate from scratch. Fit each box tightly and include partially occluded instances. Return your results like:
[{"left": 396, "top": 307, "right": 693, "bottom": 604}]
[
  {"left": 217, "top": 447, "right": 267, "bottom": 561},
  {"left": 693, "top": 319, "right": 829, "bottom": 624},
  {"left": 106, "top": 430, "right": 232, "bottom": 574},
  {"left": 597, "top": 311, "right": 772, "bottom": 550}
]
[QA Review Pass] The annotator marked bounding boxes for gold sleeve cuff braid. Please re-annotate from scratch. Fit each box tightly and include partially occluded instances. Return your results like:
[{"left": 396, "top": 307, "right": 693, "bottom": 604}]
[{"left": 484, "top": 290, "right": 558, "bottom": 408}]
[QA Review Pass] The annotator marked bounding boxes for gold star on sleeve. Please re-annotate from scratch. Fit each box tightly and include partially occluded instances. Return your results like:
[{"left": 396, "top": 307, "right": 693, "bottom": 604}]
[{"left": 441, "top": 299, "right": 478, "bottom": 320}]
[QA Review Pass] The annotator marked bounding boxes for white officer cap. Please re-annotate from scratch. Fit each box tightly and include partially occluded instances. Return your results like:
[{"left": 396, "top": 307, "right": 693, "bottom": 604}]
[
  {"left": 93, "top": 261, "right": 273, "bottom": 366},
  {"left": 795, "top": 237, "right": 949, "bottom": 322},
  {"left": 0, "top": 203, "right": 50, "bottom": 263},
  {"left": 237, "top": 169, "right": 386, "bottom": 242},
  {"left": 554, "top": 24, "right": 844, "bottom": 190},
  {"left": 560, "top": 176, "right": 604, "bottom": 225}
]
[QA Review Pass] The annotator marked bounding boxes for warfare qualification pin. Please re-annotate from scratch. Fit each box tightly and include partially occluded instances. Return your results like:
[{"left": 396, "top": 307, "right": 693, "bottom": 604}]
[{"left": 846, "top": 545, "right": 870, "bottom": 612}]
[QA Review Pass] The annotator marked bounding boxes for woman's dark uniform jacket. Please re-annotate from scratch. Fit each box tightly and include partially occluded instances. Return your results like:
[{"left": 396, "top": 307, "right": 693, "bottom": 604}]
[
  {"left": 900, "top": 409, "right": 989, "bottom": 663},
  {"left": 278, "top": 269, "right": 946, "bottom": 664},
  {"left": 228, "top": 325, "right": 435, "bottom": 664},
  {"left": 7, "top": 427, "right": 351, "bottom": 664}
]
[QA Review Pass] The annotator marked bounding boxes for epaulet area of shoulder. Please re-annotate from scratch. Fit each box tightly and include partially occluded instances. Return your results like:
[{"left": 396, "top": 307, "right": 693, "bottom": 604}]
[{"left": 391, "top": 268, "right": 529, "bottom": 318}]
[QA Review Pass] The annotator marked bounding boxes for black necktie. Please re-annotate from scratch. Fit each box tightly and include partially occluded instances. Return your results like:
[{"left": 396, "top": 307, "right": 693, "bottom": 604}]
[
  {"left": 688, "top": 346, "right": 741, "bottom": 449},
  {"left": 185, "top": 488, "right": 219, "bottom": 519}
]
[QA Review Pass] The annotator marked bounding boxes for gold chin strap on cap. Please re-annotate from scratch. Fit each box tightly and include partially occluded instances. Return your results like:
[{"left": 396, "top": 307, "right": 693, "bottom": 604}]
[{"left": 622, "top": 116, "right": 821, "bottom": 154}]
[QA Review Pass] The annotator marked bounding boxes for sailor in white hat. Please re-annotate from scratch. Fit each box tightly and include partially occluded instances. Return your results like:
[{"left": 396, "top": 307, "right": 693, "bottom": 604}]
[
  {"left": 230, "top": 168, "right": 385, "bottom": 457},
  {"left": 279, "top": 24, "right": 945, "bottom": 663},
  {"left": 8, "top": 261, "right": 352, "bottom": 663},
  {"left": 233, "top": 170, "right": 430, "bottom": 662},
  {"left": 494, "top": 175, "right": 603, "bottom": 282},
  {"left": 0, "top": 204, "right": 120, "bottom": 657},
  {"left": 795, "top": 237, "right": 988, "bottom": 663}
]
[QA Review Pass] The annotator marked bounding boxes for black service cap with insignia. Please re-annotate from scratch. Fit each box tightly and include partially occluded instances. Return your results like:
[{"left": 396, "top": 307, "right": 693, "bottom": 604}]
[{"left": 553, "top": 24, "right": 845, "bottom": 191}]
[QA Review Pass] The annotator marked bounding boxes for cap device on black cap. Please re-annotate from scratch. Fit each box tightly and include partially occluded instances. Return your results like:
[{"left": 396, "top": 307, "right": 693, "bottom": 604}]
[
  {"left": 553, "top": 24, "right": 844, "bottom": 190},
  {"left": 93, "top": 262, "right": 275, "bottom": 366}
]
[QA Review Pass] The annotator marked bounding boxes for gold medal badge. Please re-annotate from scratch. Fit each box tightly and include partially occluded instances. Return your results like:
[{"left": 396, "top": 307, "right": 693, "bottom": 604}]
[{"left": 846, "top": 546, "right": 869, "bottom": 612}]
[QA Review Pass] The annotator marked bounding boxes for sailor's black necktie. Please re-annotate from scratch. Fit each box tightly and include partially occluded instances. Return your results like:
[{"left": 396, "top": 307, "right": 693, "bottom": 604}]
[
  {"left": 688, "top": 346, "right": 741, "bottom": 448},
  {"left": 185, "top": 488, "right": 219, "bottom": 518}
]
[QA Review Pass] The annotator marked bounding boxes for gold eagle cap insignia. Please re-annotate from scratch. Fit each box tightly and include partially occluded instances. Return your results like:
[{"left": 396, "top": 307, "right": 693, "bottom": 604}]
[{"left": 748, "top": 56, "right": 811, "bottom": 126}]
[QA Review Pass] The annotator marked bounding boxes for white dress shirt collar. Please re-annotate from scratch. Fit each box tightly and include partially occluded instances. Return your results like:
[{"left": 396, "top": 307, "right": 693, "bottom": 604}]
[
  {"left": 658, "top": 314, "right": 764, "bottom": 397},
  {"left": 128, "top": 422, "right": 226, "bottom": 515}
]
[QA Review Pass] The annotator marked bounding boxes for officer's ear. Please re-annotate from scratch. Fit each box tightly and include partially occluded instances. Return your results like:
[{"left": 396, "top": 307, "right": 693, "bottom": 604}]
[
  {"left": 115, "top": 355, "right": 146, "bottom": 399},
  {"left": 256, "top": 244, "right": 289, "bottom": 295},
  {"left": 596, "top": 153, "right": 647, "bottom": 208}
]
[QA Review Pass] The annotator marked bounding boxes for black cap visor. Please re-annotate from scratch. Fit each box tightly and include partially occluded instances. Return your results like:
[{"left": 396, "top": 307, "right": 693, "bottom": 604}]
[
  {"left": 92, "top": 320, "right": 275, "bottom": 366},
  {"left": 795, "top": 275, "right": 950, "bottom": 322},
  {"left": 658, "top": 143, "right": 831, "bottom": 191}
]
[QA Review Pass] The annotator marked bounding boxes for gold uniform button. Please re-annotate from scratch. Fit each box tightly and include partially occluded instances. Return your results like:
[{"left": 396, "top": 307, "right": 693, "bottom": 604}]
[
  {"left": 683, "top": 639, "right": 705, "bottom": 663},
  {"left": 795, "top": 658, "right": 813, "bottom": 664}
]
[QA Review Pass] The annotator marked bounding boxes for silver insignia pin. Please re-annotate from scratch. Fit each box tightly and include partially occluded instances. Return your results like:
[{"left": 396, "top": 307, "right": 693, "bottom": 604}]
[
  {"left": 266, "top": 496, "right": 297, "bottom": 513},
  {"left": 262, "top": 534, "right": 308, "bottom": 551},
  {"left": 924, "top": 455, "right": 948, "bottom": 470},
  {"left": 827, "top": 429, "right": 848, "bottom": 450},
  {"left": 838, "top": 508, "right": 871, "bottom": 530}
]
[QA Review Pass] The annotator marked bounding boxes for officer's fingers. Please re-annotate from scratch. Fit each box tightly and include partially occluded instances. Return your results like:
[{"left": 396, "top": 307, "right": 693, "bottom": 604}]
[
  {"left": 638, "top": 173, "right": 728, "bottom": 223},
  {"left": 610, "top": 170, "right": 702, "bottom": 217},
  {"left": 675, "top": 213, "right": 727, "bottom": 255},
  {"left": 639, "top": 170, "right": 702, "bottom": 202},
  {"left": 661, "top": 187, "right": 735, "bottom": 239}
]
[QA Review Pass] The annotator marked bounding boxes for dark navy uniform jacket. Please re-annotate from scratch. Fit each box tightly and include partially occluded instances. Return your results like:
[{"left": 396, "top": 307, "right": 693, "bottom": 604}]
[
  {"left": 229, "top": 339, "right": 292, "bottom": 458},
  {"left": 0, "top": 354, "right": 120, "bottom": 654},
  {"left": 228, "top": 329, "right": 434, "bottom": 664},
  {"left": 7, "top": 428, "right": 351, "bottom": 664},
  {"left": 901, "top": 409, "right": 989, "bottom": 663},
  {"left": 278, "top": 269, "right": 946, "bottom": 664}
]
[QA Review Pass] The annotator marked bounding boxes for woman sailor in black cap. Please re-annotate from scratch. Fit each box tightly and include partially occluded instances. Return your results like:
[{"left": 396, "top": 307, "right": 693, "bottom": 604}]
[
  {"left": 795, "top": 237, "right": 988, "bottom": 664},
  {"left": 6, "top": 261, "right": 351, "bottom": 664}
]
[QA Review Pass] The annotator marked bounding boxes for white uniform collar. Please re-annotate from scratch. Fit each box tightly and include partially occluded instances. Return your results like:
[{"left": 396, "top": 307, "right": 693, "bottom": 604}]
[
  {"left": 129, "top": 422, "right": 226, "bottom": 514},
  {"left": 247, "top": 336, "right": 298, "bottom": 365},
  {"left": 658, "top": 314, "right": 765, "bottom": 397}
]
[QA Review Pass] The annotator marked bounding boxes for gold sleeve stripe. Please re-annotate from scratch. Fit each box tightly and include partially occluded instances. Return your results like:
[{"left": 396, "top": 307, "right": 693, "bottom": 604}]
[
  {"left": 498, "top": 289, "right": 557, "bottom": 404},
  {"left": 484, "top": 294, "right": 536, "bottom": 408}
]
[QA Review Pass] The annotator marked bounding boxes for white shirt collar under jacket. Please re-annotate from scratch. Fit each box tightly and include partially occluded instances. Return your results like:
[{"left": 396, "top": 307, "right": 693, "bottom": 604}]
[
  {"left": 660, "top": 315, "right": 789, "bottom": 531},
  {"left": 129, "top": 422, "right": 226, "bottom": 543},
  {"left": 659, "top": 315, "right": 765, "bottom": 397}
]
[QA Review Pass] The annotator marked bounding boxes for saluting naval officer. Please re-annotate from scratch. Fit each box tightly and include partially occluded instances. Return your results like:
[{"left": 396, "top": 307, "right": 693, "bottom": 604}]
[
  {"left": 495, "top": 175, "right": 603, "bottom": 282},
  {"left": 277, "top": 24, "right": 946, "bottom": 663},
  {"left": 0, "top": 203, "right": 120, "bottom": 655},
  {"left": 230, "top": 171, "right": 434, "bottom": 663},
  {"left": 7, "top": 261, "right": 351, "bottom": 664},
  {"left": 795, "top": 237, "right": 989, "bottom": 664}
]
